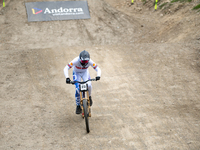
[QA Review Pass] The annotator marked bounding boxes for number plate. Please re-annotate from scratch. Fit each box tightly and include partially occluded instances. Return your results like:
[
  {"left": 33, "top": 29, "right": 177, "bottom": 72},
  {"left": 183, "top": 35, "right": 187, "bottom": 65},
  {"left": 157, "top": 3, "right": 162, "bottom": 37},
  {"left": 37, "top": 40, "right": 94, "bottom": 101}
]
[{"left": 80, "top": 83, "right": 87, "bottom": 91}]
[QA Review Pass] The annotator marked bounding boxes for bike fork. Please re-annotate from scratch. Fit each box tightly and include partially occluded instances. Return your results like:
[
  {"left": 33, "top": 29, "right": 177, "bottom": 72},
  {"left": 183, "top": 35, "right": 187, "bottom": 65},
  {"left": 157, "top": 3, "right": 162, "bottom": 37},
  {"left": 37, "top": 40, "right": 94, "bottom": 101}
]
[{"left": 80, "top": 91, "right": 91, "bottom": 117}]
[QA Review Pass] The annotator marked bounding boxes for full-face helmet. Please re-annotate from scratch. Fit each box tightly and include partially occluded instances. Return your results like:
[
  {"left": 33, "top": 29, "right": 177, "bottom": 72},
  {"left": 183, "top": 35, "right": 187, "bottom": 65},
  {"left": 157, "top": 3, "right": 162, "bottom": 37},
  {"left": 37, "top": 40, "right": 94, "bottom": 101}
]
[{"left": 79, "top": 50, "right": 90, "bottom": 67}]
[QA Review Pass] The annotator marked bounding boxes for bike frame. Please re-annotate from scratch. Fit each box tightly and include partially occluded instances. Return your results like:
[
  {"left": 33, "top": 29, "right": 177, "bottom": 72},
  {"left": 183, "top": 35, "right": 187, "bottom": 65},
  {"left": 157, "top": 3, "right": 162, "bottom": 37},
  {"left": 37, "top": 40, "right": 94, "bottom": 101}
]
[
  {"left": 71, "top": 79, "right": 96, "bottom": 118},
  {"left": 80, "top": 87, "right": 91, "bottom": 117}
]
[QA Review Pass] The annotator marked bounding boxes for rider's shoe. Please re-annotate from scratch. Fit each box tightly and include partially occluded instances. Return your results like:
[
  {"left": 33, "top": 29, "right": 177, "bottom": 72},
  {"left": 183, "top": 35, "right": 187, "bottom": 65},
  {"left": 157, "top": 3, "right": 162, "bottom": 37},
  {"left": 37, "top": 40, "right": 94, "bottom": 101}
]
[
  {"left": 76, "top": 105, "right": 82, "bottom": 114},
  {"left": 89, "top": 96, "right": 93, "bottom": 106}
]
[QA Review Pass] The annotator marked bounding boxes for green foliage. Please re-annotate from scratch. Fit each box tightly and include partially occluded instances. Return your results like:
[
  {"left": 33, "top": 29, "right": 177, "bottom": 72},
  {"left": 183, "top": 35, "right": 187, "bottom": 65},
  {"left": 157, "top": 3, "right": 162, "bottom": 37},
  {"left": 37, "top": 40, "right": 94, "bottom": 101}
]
[
  {"left": 192, "top": 4, "right": 200, "bottom": 10},
  {"left": 141, "top": 0, "right": 198, "bottom": 11},
  {"left": 159, "top": 2, "right": 168, "bottom": 9},
  {"left": 171, "top": 0, "right": 192, "bottom": 3},
  {"left": 142, "top": 0, "right": 147, "bottom": 5}
]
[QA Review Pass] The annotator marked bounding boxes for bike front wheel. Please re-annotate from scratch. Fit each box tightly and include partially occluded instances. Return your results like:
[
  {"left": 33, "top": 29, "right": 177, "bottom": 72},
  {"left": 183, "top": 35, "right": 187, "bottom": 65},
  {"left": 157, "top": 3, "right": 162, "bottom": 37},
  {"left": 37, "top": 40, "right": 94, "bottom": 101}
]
[{"left": 83, "top": 99, "right": 90, "bottom": 133}]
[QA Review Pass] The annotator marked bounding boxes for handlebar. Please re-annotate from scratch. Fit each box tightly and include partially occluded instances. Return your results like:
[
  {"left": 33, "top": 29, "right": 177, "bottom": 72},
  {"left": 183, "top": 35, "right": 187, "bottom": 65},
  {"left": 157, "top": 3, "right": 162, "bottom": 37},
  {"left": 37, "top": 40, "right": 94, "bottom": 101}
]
[{"left": 70, "top": 78, "right": 97, "bottom": 85}]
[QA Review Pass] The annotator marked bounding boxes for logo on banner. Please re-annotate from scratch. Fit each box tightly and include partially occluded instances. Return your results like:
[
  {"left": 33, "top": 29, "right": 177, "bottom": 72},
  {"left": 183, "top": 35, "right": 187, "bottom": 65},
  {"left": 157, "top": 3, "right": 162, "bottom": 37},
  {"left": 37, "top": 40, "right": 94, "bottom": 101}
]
[
  {"left": 43, "top": 7, "right": 84, "bottom": 16},
  {"left": 32, "top": 8, "right": 43, "bottom": 14},
  {"left": 25, "top": 1, "right": 90, "bottom": 22}
]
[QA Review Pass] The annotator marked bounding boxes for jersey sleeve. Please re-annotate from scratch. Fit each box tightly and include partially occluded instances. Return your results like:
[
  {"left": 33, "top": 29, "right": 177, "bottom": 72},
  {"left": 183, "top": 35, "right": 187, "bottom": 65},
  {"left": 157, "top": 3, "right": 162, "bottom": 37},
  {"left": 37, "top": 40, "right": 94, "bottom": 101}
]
[
  {"left": 63, "top": 57, "right": 78, "bottom": 78},
  {"left": 89, "top": 59, "right": 101, "bottom": 77}
]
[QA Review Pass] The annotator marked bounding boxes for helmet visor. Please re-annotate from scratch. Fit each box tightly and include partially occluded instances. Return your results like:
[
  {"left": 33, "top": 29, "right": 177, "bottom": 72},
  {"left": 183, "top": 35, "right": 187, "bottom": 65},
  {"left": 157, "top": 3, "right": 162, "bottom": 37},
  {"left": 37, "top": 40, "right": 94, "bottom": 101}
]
[{"left": 81, "top": 60, "right": 89, "bottom": 64}]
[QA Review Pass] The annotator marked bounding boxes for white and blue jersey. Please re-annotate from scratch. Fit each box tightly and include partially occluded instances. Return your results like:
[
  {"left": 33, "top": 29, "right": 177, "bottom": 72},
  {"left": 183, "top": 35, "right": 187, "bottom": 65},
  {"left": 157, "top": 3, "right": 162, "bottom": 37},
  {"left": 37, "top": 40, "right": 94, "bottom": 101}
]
[{"left": 64, "top": 57, "right": 101, "bottom": 106}]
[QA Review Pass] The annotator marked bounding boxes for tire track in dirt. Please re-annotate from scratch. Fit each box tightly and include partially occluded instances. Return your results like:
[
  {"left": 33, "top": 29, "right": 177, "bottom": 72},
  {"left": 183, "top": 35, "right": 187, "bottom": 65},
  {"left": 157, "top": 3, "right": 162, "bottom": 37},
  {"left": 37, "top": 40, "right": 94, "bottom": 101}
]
[{"left": 0, "top": 0, "right": 200, "bottom": 149}]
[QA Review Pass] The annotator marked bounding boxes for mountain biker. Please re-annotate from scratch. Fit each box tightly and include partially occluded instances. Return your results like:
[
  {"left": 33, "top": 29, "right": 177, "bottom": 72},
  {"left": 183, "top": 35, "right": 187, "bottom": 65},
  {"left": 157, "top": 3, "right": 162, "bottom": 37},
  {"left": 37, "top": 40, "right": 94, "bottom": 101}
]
[{"left": 64, "top": 50, "right": 101, "bottom": 114}]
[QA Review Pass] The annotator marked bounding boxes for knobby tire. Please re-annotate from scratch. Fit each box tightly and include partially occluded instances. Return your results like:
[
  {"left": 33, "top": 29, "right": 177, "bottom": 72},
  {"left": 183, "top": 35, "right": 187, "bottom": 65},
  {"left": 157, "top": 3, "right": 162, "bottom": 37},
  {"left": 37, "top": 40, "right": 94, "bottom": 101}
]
[{"left": 83, "top": 99, "right": 90, "bottom": 133}]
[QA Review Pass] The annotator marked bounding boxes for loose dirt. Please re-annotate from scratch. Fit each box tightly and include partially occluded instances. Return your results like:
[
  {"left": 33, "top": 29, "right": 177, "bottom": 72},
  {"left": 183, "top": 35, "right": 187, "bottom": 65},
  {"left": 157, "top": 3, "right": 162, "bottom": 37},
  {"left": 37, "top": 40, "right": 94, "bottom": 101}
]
[{"left": 0, "top": 0, "right": 200, "bottom": 149}]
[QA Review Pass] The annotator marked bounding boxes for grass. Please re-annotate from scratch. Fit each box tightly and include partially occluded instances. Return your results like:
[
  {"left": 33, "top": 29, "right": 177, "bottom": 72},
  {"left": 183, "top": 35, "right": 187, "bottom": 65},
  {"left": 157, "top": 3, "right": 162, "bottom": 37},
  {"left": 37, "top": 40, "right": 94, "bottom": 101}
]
[
  {"left": 142, "top": 0, "right": 147, "bottom": 5},
  {"left": 159, "top": 0, "right": 193, "bottom": 10},
  {"left": 171, "top": 0, "right": 192, "bottom": 3},
  {"left": 142, "top": 0, "right": 199, "bottom": 11},
  {"left": 192, "top": 4, "right": 200, "bottom": 10},
  {"left": 159, "top": 2, "right": 168, "bottom": 9}
]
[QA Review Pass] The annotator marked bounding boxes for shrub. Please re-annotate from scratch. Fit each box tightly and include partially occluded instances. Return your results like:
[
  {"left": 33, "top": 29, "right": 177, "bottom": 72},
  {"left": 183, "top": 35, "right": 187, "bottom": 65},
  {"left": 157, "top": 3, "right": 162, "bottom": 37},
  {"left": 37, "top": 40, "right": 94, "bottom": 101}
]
[{"left": 192, "top": 4, "right": 200, "bottom": 10}]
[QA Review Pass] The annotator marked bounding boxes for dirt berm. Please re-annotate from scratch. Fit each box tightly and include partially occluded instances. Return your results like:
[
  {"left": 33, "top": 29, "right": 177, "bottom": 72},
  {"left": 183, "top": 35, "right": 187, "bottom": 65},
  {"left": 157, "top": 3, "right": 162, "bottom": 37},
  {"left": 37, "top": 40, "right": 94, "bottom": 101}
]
[{"left": 0, "top": 0, "right": 200, "bottom": 149}]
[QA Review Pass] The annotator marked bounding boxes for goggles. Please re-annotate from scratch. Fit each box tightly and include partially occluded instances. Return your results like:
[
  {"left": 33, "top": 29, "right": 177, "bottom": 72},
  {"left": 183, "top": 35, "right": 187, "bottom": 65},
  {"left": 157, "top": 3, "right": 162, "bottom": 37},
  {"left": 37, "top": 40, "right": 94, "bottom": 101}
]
[{"left": 81, "top": 60, "right": 89, "bottom": 64}]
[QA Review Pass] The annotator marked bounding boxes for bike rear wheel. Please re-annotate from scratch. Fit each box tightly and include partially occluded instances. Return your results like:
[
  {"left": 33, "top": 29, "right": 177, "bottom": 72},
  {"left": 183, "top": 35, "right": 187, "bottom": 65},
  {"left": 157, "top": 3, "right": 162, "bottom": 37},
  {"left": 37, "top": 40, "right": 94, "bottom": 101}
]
[{"left": 83, "top": 99, "right": 90, "bottom": 133}]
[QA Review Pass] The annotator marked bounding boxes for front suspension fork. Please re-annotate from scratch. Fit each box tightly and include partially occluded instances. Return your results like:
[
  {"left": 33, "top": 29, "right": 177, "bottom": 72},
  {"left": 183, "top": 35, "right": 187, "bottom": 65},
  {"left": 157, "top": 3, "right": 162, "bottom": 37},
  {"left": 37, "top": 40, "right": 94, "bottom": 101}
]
[{"left": 80, "top": 91, "right": 91, "bottom": 117}]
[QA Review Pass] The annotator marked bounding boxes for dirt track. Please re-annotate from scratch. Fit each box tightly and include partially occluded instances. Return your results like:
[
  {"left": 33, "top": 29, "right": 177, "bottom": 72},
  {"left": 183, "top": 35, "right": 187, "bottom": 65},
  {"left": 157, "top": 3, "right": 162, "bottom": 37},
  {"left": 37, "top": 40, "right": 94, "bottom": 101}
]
[{"left": 0, "top": 0, "right": 200, "bottom": 149}]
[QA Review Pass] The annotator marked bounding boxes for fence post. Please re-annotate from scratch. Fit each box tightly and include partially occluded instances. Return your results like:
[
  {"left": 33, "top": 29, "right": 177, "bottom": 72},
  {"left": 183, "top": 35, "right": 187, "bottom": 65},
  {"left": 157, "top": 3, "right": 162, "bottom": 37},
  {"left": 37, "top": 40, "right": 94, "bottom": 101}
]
[
  {"left": 131, "top": 0, "right": 134, "bottom": 5},
  {"left": 155, "top": 0, "right": 158, "bottom": 10},
  {"left": 3, "top": 0, "right": 5, "bottom": 7}
]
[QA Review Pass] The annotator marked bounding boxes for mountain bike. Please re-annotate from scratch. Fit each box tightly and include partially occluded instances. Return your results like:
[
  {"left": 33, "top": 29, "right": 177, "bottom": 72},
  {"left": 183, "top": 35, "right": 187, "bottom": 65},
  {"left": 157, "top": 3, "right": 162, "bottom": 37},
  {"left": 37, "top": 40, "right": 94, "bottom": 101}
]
[{"left": 70, "top": 78, "right": 97, "bottom": 133}]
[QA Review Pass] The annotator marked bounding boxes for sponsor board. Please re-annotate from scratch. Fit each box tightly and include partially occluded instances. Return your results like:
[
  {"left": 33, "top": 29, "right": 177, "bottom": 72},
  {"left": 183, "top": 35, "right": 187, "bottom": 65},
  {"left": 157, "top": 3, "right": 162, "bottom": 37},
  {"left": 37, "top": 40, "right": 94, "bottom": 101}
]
[{"left": 25, "top": 1, "right": 90, "bottom": 22}]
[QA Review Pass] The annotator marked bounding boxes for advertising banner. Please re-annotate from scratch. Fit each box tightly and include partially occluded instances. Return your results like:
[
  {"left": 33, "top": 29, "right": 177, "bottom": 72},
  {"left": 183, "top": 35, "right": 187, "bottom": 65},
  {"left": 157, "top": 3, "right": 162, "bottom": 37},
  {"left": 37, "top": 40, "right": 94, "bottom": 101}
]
[{"left": 25, "top": 1, "right": 90, "bottom": 22}]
